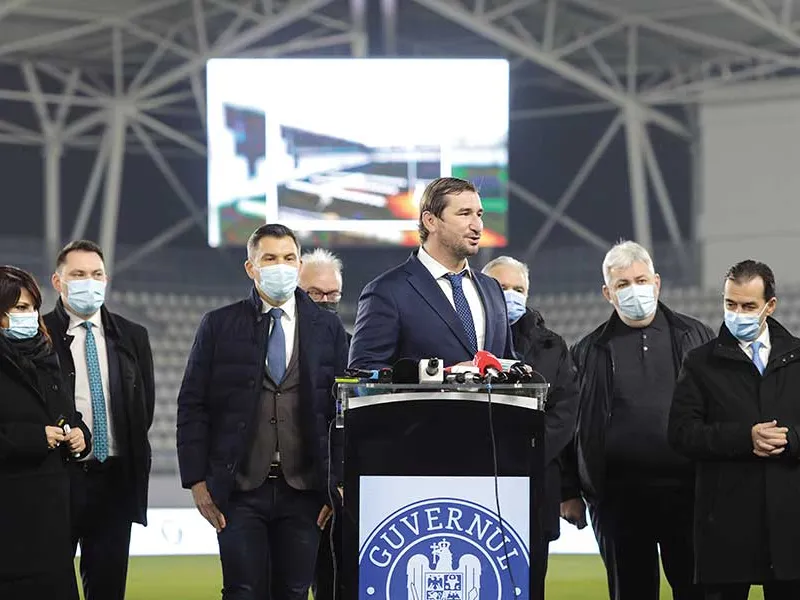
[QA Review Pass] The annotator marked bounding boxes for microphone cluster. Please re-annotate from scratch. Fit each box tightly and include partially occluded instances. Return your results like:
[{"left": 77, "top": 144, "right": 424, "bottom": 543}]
[{"left": 344, "top": 352, "right": 539, "bottom": 385}]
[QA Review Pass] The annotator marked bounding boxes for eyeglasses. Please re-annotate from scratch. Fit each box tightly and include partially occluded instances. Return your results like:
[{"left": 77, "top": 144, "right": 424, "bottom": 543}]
[{"left": 307, "top": 289, "right": 342, "bottom": 302}]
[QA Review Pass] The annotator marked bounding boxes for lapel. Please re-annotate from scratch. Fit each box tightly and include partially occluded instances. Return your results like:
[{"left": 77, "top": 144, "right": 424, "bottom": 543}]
[
  {"left": 403, "top": 253, "right": 475, "bottom": 355},
  {"left": 473, "top": 273, "right": 495, "bottom": 352}
]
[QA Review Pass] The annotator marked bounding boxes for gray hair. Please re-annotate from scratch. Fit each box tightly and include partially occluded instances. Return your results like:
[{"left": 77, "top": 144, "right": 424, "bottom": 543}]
[
  {"left": 300, "top": 248, "right": 343, "bottom": 282},
  {"left": 481, "top": 256, "right": 530, "bottom": 289},
  {"left": 602, "top": 240, "right": 655, "bottom": 286}
]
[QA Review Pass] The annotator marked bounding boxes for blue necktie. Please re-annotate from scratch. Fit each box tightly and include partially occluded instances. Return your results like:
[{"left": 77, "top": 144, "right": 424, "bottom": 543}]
[
  {"left": 267, "top": 308, "right": 286, "bottom": 384},
  {"left": 83, "top": 322, "right": 108, "bottom": 462},
  {"left": 751, "top": 340, "right": 766, "bottom": 375},
  {"left": 443, "top": 271, "right": 478, "bottom": 354}
]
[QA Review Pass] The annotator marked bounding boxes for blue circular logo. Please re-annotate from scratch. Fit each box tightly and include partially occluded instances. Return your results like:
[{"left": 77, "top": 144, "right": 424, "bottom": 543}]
[{"left": 359, "top": 498, "right": 529, "bottom": 599}]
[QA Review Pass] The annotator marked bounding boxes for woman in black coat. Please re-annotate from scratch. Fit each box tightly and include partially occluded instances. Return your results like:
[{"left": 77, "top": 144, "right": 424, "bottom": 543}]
[{"left": 0, "top": 265, "right": 91, "bottom": 599}]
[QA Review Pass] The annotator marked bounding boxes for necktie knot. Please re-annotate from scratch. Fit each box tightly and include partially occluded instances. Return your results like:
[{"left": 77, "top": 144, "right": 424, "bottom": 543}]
[
  {"left": 269, "top": 307, "right": 284, "bottom": 321},
  {"left": 751, "top": 341, "right": 763, "bottom": 354},
  {"left": 82, "top": 321, "right": 93, "bottom": 331},
  {"left": 444, "top": 270, "right": 468, "bottom": 288}
]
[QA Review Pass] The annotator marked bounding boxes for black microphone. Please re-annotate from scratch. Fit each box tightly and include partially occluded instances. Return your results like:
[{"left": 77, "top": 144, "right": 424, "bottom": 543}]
[
  {"left": 345, "top": 368, "right": 393, "bottom": 382},
  {"left": 391, "top": 358, "right": 419, "bottom": 384}
]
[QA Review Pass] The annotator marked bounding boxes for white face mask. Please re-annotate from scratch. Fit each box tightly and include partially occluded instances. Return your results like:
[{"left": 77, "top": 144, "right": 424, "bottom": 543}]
[{"left": 615, "top": 284, "right": 657, "bottom": 321}]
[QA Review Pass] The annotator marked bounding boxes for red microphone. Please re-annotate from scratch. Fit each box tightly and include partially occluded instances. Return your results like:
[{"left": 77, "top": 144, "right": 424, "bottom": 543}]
[{"left": 472, "top": 350, "right": 505, "bottom": 382}]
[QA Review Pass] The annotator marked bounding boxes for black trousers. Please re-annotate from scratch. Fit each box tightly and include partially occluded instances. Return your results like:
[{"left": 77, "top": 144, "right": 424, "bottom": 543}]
[
  {"left": 217, "top": 477, "right": 323, "bottom": 600},
  {"left": 531, "top": 536, "right": 550, "bottom": 600},
  {"left": 313, "top": 507, "right": 343, "bottom": 600},
  {"left": 589, "top": 481, "right": 704, "bottom": 600},
  {"left": 70, "top": 458, "right": 133, "bottom": 600},
  {"left": 705, "top": 581, "right": 800, "bottom": 600}
]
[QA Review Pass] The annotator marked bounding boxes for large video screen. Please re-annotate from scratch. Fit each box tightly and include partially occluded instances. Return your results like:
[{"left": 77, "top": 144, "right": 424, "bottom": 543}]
[{"left": 206, "top": 58, "right": 509, "bottom": 248}]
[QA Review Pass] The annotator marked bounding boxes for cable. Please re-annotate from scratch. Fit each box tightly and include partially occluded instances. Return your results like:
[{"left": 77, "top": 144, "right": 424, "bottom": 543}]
[
  {"left": 486, "top": 380, "right": 519, "bottom": 596},
  {"left": 326, "top": 415, "right": 339, "bottom": 600}
]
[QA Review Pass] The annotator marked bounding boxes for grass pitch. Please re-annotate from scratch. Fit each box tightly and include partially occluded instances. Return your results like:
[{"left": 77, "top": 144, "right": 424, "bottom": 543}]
[{"left": 77, "top": 554, "right": 766, "bottom": 599}]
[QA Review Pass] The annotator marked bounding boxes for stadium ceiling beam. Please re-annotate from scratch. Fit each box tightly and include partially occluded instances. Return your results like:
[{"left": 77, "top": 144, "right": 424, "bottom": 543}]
[
  {"left": 713, "top": 0, "right": 800, "bottom": 49},
  {"left": 565, "top": 0, "right": 800, "bottom": 72},
  {"left": 0, "top": 0, "right": 185, "bottom": 59},
  {"left": 132, "top": 0, "right": 335, "bottom": 101},
  {"left": 524, "top": 112, "right": 624, "bottom": 261},
  {"left": 411, "top": 0, "right": 691, "bottom": 139},
  {"left": 508, "top": 181, "right": 611, "bottom": 251}
]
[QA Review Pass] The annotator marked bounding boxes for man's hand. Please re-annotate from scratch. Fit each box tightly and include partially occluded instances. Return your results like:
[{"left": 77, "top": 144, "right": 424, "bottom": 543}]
[
  {"left": 45, "top": 426, "right": 65, "bottom": 449},
  {"left": 318, "top": 505, "right": 333, "bottom": 530},
  {"left": 560, "top": 497, "right": 588, "bottom": 530},
  {"left": 191, "top": 481, "right": 226, "bottom": 532},
  {"left": 317, "top": 487, "right": 344, "bottom": 530},
  {"left": 65, "top": 427, "right": 86, "bottom": 454},
  {"left": 752, "top": 420, "right": 789, "bottom": 457}
]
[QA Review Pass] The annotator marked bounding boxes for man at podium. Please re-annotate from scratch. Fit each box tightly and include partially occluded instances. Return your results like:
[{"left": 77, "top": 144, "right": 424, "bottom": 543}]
[{"left": 348, "top": 177, "right": 515, "bottom": 369}]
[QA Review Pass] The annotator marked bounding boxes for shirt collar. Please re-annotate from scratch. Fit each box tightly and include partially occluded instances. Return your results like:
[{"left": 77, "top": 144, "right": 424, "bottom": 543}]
[
  {"left": 261, "top": 291, "right": 297, "bottom": 321},
  {"left": 418, "top": 246, "right": 472, "bottom": 280},
  {"left": 67, "top": 307, "right": 103, "bottom": 334},
  {"left": 739, "top": 323, "right": 770, "bottom": 353}
]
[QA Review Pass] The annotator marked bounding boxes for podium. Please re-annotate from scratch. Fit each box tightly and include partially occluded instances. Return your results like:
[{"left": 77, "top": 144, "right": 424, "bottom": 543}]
[{"left": 337, "top": 382, "right": 548, "bottom": 600}]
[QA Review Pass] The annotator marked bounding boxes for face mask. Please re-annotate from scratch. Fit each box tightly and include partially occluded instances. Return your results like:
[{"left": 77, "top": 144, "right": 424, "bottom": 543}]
[
  {"left": 615, "top": 283, "right": 657, "bottom": 321},
  {"left": 504, "top": 289, "right": 527, "bottom": 324},
  {"left": 66, "top": 279, "right": 106, "bottom": 315},
  {"left": 317, "top": 301, "right": 339, "bottom": 314},
  {"left": 257, "top": 264, "right": 298, "bottom": 302},
  {"left": 3, "top": 311, "right": 39, "bottom": 340},
  {"left": 724, "top": 304, "right": 769, "bottom": 342}
]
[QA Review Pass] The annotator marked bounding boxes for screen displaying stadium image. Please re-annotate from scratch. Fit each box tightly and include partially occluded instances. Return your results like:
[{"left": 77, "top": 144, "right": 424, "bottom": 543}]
[{"left": 206, "top": 58, "right": 510, "bottom": 248}]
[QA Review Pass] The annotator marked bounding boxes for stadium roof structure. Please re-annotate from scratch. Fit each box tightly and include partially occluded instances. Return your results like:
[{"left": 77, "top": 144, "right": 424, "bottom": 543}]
[{"left": 0, "top": 0, "right": 797, "bottom": 272}]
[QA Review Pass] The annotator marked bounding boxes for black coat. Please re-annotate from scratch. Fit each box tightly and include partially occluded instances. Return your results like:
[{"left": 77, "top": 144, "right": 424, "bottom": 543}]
[
  {"left": 176, "top": 287, "right": 349, "bottom": 509},
  {"left": 669, "top": 317, "right": 800, "bottom": 584},
  {"left": 44, "top": 300, "right": 155, "bottom": 526},
  {"left": 0, "top": 336, "right": 90, "bottom": 598},
  {"left": 511, "top": 308, "right": 579, "bottom": 541},
  {"left": 564, "top": 303, "right": 714, "bottom": 501}
]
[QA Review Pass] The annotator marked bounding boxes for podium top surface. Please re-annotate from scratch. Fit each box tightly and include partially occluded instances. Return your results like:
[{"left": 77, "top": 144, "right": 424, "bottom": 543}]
[{"left": 338, "top": 382, "right": 549, "bottom": 412}]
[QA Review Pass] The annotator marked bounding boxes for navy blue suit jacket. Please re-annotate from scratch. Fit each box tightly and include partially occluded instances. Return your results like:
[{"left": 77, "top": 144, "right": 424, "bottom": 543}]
[
  {"left": 176, "top": 287, "right": 349, "bottom": 509},
  {"left": 348, "top": 252, "right": 516, "bottom": 369}
]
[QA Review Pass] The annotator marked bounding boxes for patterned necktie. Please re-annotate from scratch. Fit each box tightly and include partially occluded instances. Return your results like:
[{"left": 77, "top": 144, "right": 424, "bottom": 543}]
[
  {"left": 750, "top": 340, "right": 766, "bottom": 375},
  {"left": 83, "top": 322, "right": 108, "bottom": 462},
  {"left": 267, "top": 307, "right": 286, "bottom": 384},
  {"left": 443, "top": 271, "right": 478, "bottom": 354}
]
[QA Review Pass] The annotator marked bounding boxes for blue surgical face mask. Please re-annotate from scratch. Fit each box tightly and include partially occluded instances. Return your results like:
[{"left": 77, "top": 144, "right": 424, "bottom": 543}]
[
  {"left": 66, "top": 278, "right": 106, "bottom": 315},
  {"left": 616, "top": 283, "right": 657, "bottom": 321},
  {"left": 724, "top": 304, "right": 769, "bottom": 342},
  {"left": 3, "top": 311, "right": 40, "bottom": 340},
  {"left": 257, "top": 264, "right": 298, "bottom": 303},
  {"left": 504, "top": 289, "right": 527, "bottom": 324}
]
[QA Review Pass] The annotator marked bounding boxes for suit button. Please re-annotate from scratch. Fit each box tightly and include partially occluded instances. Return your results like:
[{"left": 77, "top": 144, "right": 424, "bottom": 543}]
[
  {"left": 248, "top": 379, "right": 255, "bottom": 387},
  {"left": 52, "top": 384, "right": 59, "bottom": 391},
  {"left": 270, "top": 417, "right": 277, "bottom": 425},
  {"left": 226, "top": 463, "right": 234, "bottom": 471},
  {"left": 238, "top": 422, "right": 245, "bottom": 430}
]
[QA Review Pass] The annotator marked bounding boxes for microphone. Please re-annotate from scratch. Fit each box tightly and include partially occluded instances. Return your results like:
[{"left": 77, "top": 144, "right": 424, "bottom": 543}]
[
  {"left": 419, "top": 358, "right": 444, "bottom": 383},
  {"left": 392, "top": 358, "right": 420, "bottom": 384},
  {"left": 472, "top": 350, "right": 506, "bottom": 382},
  {"left": 345, "top": 368, "right": 393, "bottom": 382}
]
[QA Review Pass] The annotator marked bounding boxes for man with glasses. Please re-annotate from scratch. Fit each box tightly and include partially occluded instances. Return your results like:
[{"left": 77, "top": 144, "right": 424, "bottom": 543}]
[{"left": 298, "top": 247, "right": 347, "bottom": 600}]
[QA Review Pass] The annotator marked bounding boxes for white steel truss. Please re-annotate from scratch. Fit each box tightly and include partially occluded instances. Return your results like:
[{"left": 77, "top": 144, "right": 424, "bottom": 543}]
[{"left": 0, "top": 0, "right": 798, "bottom": 275}]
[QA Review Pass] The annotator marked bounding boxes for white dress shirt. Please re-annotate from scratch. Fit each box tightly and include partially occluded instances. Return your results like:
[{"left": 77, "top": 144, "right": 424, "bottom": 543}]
[
  {"left": 262, "top": 292, "right": 297, "bottom": 374},
  {"left": 68, "top": 310, "right": 117, "bottom": 458},
  {"left": 417, "top": 246, "right": 486, "bottom": 351},
  {"left": 740, "top": 324, "right": 771, "bottom": 367}
]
